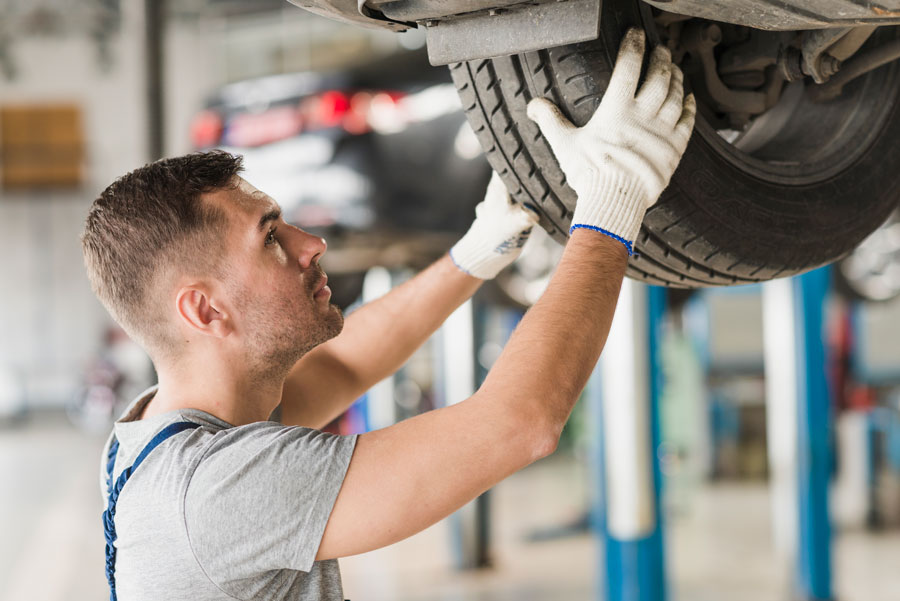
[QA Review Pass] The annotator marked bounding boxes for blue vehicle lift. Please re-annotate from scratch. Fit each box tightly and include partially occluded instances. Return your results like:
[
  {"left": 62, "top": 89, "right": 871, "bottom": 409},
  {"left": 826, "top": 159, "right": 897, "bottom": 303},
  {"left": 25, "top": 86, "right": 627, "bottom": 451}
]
[
  {"left": 763, "top": 267, "right": 834, "bottom": 601},
  {"left": 587, "top": 268, "right": 835, "bottom": 601},
  {"left": 589, "top": 281, "right": 667, "bottom": 601}
]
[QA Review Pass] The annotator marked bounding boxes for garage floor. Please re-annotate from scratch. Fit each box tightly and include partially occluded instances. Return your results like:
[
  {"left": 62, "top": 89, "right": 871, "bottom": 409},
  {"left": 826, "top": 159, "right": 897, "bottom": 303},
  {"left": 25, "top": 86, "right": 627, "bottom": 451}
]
[{"left": 2, "top": 414, "right": 899, "bottom": 601}]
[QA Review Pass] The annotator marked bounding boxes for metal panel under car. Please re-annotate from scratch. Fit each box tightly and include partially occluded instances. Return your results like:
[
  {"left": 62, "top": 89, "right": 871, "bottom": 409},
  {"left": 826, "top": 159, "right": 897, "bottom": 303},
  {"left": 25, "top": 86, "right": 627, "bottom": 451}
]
[
  {"left": 641, "top": 0, "right": 900, "bottom": 30},
  {"left": 422, "top": 0, "right": 602, "bottom": 65}
]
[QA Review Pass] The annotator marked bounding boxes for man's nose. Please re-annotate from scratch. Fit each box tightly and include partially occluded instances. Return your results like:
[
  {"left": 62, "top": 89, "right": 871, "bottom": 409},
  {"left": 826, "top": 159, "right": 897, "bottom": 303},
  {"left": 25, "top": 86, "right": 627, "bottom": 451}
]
[{"left": 292, "top": 227, "right": 327, "bottom": 269}]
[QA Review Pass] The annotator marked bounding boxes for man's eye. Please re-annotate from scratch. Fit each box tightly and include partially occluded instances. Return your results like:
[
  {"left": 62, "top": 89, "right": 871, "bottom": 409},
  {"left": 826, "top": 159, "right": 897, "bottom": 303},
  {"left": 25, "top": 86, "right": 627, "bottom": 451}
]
[{"left": 265, "top": 227, "right": 278, "bottom": 246}]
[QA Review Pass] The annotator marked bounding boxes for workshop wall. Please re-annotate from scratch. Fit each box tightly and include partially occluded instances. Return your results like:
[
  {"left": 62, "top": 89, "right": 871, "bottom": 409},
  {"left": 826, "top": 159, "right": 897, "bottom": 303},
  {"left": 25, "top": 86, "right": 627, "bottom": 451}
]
[{"left": 0, "top": 0, "right": 148, "bottom": 408}]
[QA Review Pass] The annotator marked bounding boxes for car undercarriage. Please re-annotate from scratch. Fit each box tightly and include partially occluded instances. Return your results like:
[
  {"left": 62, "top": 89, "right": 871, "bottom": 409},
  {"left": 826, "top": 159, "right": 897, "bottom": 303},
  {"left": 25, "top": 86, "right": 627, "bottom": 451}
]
[{"left": 288, "top": 0, "right": 900, "bottom": 287}]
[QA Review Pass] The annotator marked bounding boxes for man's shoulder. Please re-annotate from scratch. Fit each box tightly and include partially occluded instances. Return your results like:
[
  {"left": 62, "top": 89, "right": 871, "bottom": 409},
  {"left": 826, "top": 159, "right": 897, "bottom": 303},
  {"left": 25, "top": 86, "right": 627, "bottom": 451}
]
[{"left": 190, "top": 419, "right": 352, "bottom": 464}]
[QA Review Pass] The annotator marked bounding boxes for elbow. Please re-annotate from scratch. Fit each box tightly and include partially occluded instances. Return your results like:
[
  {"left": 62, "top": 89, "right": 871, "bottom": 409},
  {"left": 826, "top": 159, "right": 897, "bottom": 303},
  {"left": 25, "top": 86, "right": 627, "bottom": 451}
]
[
  {"left": 526, "top": 417, "right": 562, "bottom": 464},
  {"left": 474, "top": 386, "right": 564, "bottom": 466},
  {"left": 532, "top": 432, "right": 559, "bottom": 462},
  {"left": 509, "top": 408, "right": 566, "bottom": 466},
  {"left": 501, "top": 412, "right": 560, "bottom": 468}
]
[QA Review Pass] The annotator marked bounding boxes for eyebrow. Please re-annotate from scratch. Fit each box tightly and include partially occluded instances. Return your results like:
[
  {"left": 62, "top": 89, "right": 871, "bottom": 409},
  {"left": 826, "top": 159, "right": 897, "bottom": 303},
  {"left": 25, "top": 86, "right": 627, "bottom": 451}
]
[{"left": 258, "top": 207, "right": 282, "bottom": 231}]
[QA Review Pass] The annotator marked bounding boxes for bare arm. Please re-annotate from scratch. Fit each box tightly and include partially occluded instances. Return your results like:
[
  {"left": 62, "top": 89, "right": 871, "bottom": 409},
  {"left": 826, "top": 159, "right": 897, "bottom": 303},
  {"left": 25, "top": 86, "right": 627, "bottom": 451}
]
[
  {"left": 314, "top": 27, "right": 693, "bottom": 561},
  {"left": 280, "top": 253, "right": 482, "bottom": 429},
  {"left": 306, "top": 29, "right": 696, "bottom": 559},
  {"left": 476, "top": 230, "right": 626, "bottom": 437},
  {"left": 316, "top": 229, "right": 627, "bottom": 560}
]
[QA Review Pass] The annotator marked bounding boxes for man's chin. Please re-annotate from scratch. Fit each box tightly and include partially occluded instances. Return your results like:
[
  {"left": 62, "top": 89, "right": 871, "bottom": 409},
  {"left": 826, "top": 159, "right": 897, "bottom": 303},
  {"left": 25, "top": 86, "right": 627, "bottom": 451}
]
[
  {"left": 325, "top": 305, "right": 345, "bottom": 337},
  {"left": 313, "top": 303, "right": 344, "bottom": 344}
]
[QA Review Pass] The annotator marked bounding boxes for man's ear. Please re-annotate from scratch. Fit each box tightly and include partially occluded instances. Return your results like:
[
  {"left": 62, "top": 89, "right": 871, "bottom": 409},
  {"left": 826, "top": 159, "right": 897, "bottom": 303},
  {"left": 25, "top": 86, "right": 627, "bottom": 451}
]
[{"left": 175, "top": 285, "right": 232, "bottom": 338}]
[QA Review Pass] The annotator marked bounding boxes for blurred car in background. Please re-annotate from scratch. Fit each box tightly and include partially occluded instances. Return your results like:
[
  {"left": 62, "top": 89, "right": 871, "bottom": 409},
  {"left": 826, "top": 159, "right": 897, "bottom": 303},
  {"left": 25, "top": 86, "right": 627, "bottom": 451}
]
[{"left": 190, "top": 48, "right": 493, "bottom": 307}]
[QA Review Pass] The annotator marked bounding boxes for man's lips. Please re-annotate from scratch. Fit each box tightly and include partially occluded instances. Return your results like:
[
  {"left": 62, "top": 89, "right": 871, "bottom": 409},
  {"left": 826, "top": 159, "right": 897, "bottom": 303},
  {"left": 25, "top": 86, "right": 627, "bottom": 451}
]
[{"left": 313, "top": 274, "right": 330, "bottom": 299}]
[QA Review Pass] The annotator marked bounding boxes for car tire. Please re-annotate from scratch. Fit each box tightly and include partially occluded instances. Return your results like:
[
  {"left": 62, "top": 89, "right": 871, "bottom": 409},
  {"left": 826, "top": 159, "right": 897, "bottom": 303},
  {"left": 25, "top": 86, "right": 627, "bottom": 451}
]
[{"left": 448, "top": 4, "right": 900, "bottom": 287}]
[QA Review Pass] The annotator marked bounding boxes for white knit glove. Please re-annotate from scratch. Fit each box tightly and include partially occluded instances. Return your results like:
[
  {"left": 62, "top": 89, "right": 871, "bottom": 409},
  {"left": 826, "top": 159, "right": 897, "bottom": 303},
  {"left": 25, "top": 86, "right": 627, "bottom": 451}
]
[
  {"left": 450, "top": 172, "right": 540, "bottom": 279},
  {"left": 526, "top": 27, "right": 696, "bottom": 255}
]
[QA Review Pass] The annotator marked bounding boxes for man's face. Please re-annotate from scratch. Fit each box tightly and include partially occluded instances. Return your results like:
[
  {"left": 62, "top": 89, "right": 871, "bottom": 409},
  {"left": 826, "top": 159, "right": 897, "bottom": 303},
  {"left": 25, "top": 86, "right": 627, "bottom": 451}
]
[{"left": 210, "top": 177, "right": 343, "bottom": 375}]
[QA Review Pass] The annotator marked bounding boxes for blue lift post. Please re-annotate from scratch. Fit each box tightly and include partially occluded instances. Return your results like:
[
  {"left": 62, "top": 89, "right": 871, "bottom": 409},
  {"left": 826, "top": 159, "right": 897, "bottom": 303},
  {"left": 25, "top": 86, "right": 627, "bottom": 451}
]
[
  {"left": 793, "top": 268, "right": 834, "bottom": 601},
  {"left": 763, "top": 267, "right": 834, "bottom": 601},
  {"left": 590, "top": 280, "right": 667, "bottom": 601}
]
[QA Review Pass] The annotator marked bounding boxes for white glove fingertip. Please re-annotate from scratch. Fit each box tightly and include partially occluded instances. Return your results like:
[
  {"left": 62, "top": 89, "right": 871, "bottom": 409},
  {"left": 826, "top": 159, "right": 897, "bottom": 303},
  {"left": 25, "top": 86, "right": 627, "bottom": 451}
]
[
  {"left": 497, "top": 192, "right": 539, "bottom": 227},
  {"left": 657, "top": 64, "right": 685, "bottom": 125},
  {"left": 677, "top": 93, "right": 697, "bottom": 132},
  {"left": 474, "top": 199, "right": 487, "bottom": 220},
  {"left": 672, "top": 96, "right": 696, "bottom": 156},
  {"left": 636, "top": 46, "right": 673, "bottom": 112},
  {"left": 485, "top": 171, "right": 508, "bottom": 200},
  {"left": 514, "top": 201, "right": 540, "bottom": 226},
  {"left": 671, "top": 63, "right": 685, "bottom": 90},
  {"left": 527, "top": 98, "right": 575, "bottom": 150},
  {"left": 607, "top": 27, "right": 646, "bottom": 102}
]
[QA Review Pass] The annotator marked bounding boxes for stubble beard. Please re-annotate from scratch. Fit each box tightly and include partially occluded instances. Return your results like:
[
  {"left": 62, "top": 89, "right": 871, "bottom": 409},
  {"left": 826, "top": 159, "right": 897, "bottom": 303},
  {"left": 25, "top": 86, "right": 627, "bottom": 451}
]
[{"left": 237, "top": 284, "right": 344, "bottom": 382}]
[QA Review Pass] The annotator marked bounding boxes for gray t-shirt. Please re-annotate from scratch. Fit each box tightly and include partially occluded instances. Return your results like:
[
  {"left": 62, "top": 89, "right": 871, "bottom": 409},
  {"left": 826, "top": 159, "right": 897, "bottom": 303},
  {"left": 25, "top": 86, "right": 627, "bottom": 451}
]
[{"left": 98, "top": 386, "right": 358, "bottom": 600}]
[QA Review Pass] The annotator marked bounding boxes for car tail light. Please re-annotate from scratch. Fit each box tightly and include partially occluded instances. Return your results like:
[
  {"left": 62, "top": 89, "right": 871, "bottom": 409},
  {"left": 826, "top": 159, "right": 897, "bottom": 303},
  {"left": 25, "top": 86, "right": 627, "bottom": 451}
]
[
  {"left": 224, "top": 105, "right": 303, "bottom": 148},
  {"left": 300, "top": 90, "right": 408, "bottom": 136},
  {"left": 316, "top": 90, "right": 351, "bottom": 127},
  {"left": 343, "top": 92, "right": 372, "bottom": 135},
  {"left": 365, "top": 91, "right": 408, "bottom": 134},
  {"left": 199, "top": 89, "right": 413, "bottom": 150},
  {"left": 190, "top": 110, "right": 223, "bottom": 148},
  {"left": 301, "top": 90, "right": 352, "bottom": 132}
]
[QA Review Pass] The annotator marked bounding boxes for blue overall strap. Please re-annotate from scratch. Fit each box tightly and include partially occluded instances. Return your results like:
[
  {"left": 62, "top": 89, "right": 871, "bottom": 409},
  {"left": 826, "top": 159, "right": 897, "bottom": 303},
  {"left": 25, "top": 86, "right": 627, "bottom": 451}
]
[{"left": 102, "top": 421, "right": 201, "bottom": 601}]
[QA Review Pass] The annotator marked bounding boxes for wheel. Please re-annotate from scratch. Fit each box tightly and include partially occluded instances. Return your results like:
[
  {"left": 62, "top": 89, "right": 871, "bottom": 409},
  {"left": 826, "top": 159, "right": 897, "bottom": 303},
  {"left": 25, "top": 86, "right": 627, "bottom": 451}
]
[{"left": 449, "top": 4, "right": 900, "bottom": 287}]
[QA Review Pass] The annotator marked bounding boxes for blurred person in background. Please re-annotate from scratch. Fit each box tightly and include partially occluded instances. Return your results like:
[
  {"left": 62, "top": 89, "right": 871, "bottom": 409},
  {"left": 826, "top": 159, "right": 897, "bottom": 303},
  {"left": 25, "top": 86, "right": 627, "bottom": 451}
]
[
  {"left": 80, "top": 29, "right": 693, "bottom": 601},
  {"left": 68, "top": 325, "right": 154, "bottom": 433}
]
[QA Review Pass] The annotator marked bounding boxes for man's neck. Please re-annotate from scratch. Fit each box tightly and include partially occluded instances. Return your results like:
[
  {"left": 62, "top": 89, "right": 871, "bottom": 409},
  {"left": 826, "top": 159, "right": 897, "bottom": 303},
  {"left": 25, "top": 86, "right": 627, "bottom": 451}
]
[{"left": 143, "top": 362, "right": 286, "bottom": 426}]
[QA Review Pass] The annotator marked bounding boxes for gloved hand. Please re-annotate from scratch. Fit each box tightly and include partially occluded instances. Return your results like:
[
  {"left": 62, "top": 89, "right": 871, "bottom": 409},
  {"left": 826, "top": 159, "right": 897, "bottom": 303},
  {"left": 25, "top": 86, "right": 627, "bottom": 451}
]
[
  {"left": 450, "top": 172, "right": 540, "bottom": 279},
  {"left": 526, "top": 27, "right": 696, "bottom": 255}
]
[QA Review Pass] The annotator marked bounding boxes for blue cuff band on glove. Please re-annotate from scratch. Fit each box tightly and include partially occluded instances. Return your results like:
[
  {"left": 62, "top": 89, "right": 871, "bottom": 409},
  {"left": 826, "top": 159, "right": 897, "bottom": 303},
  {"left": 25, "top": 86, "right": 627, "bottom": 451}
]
[
  {"left": 569, "top": 223, "right": 634, "bottom": 256},
  {"left": 448, "top": 248, "right": 474, "bottom": 277}
]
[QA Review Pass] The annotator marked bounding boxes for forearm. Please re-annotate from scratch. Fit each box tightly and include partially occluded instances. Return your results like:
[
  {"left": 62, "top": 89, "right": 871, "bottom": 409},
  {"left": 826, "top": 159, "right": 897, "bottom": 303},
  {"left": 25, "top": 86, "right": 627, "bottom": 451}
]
[
  {"left": 329, "top": 253, "right": 482, "bottom": 387},
  {"left": 494, "top": 28, "right": 693, "bottom": 443},
  {"left": 315, "top": 233, "right": 625, "bottom": 561},
  {"left": 478, "top": 228, "right": 628, "bottom": 437}
]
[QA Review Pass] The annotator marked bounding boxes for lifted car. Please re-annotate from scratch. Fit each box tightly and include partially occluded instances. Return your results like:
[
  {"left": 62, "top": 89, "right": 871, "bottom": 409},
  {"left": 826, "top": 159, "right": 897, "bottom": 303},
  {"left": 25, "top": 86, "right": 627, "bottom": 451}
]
[{"left": 288, "top": 0, "right": 900, "bottom": 287}]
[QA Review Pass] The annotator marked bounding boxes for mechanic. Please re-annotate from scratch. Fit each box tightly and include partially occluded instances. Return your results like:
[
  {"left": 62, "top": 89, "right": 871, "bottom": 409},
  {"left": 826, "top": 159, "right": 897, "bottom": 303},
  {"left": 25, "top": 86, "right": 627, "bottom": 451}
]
[{"left": 83, "top": 28, "right": 694, "bottom": 601}]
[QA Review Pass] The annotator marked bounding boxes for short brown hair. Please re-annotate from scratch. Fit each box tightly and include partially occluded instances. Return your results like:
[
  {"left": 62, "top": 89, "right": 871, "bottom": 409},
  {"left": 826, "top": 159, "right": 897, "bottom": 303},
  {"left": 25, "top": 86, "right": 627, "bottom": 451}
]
[{"left": 82, "top": 151, "right": 243, "bottom": 355}]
